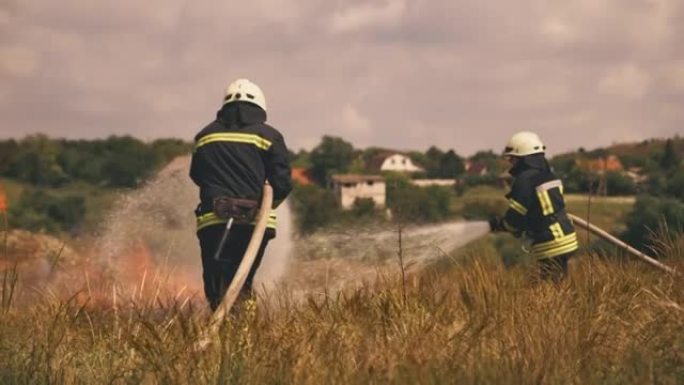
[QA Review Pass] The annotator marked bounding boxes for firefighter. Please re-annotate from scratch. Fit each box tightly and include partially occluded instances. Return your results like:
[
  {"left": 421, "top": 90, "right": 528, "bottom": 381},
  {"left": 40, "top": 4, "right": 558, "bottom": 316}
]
[
  {"left": 190, "top": 78, "right": 292, "bottom": 311},
  {"left": 489, "top": 131, "right": 578, "bottom": 282}
]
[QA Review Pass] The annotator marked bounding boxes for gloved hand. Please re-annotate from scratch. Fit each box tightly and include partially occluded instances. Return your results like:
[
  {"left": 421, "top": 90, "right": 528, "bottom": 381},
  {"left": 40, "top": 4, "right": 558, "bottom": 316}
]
[{"left": 489, "top": 216, "right": 504, "bottom": 232}]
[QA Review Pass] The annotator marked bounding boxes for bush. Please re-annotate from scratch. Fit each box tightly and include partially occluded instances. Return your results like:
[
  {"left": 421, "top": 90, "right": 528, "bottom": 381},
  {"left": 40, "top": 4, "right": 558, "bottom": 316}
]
[
  {"left": 622, "top": 195, "right": 684, "bottom": 251},
  {"left": 8, "top": 189, "right": 86, "bottom": 233},
  {"left": 290, "top": 184, "right": 339, "bottom": 234},
  {"left": 462, "top": 174, "right": 499, "bottom": 188},
  {"left": 665, "top": 169, "right": 684, "bottom": 201},
  {"left": 352, "top": 198, "right": 376, "bottom": 218},
  {"left": 605, "top": 171, "right": 636, "bottom": 195},
  {"left": 460, "top": 195, "right": 508, "bottom": 220},
  {"left": 388, "top": 184, "right": 451, "bottom": 223}
]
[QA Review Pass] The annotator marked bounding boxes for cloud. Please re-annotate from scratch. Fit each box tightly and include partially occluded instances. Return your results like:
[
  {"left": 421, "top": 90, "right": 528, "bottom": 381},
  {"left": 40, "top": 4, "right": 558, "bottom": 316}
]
[
  {"left": 598, "top": 64, "right": 652, "bottom": 100},
  {"left": 340, "top": 104, "right": 372, "bottom": 139},
  {"left": 0, "top": 46, "right": 38, "bottom": 76},
  {"left": 0, "top": 0, "right": 682, "bottom": 156},
  {"left": 329, "top": 0, "right": 407, "bottom": 34}
]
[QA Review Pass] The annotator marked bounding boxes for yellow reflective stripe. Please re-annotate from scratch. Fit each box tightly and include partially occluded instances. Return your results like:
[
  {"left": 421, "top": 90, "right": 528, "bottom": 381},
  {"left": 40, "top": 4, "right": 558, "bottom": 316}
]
[
  {"left": 197, "top": 212, "right": 226, "bottom": 231},
  {"left": 196, "top": 211, "right": 277, "bottom": 231},
  {"left": 532, "top": 238, "right": 577, "bottom": 254},
  {"left": 533, "top": 241, "right": 578, "bottom": 259},
  {"left": 262, "top": 212, "right": 277, "bottom": 228},
  {"left": 195, "top": 133, "right": 272, "bottom": 151},
  {"left": 532, "top": 233, "right": 577, "bottom": 253},
  {"left": 508, "top": 199, "right": 528, "bottom": 215},
  {"left": 537, "top": 190, "right": 554, "bottom": 216},
  {"left": 550, "top": 223, "right": 564, "bottom": 240},
  {"left": 502, "top": 219, "right": 519, "bottom": 232}
]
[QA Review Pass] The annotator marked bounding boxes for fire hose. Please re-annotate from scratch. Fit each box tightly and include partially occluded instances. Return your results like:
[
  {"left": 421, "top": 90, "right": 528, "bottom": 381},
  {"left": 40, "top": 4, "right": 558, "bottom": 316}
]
[
  {"left": 568, "top": 213, "right": 679, "bottom": 276},
  {"left": 195, "top": 184, "right": 273, "bottom": 350}
]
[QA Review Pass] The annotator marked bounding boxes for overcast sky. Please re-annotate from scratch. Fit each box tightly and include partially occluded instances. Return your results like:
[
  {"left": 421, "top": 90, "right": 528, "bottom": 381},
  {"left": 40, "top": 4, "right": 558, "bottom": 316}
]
[{"left": 1, "top": 0, "right": 683, "bottom": 156}]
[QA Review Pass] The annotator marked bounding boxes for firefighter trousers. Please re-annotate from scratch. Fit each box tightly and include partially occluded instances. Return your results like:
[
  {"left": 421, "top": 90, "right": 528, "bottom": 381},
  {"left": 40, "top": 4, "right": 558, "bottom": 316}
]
[
  {"left": 537, "top": 253, "right": 572, "bottom": 283},
  {"left": 197, "top": 224, "right": 274, "bottom": 311}
]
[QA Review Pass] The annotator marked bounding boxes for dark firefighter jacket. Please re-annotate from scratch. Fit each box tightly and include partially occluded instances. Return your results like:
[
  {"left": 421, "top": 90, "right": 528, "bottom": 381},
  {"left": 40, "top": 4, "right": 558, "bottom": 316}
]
[
  {"left": 190, "top": 102, "right": 293, "bottom": 233},
  {"left": 502, "top": 154, "right": 578, "bottom": 260}
]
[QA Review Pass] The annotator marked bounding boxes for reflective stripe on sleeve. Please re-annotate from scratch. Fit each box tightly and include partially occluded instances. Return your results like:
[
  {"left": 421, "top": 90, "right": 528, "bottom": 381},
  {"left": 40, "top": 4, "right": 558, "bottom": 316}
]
[
  {"left": 502, "top": 219, "right": 520, "bottom": 232},
  {"left": 535, "top": 179, "right": 563, "bottom": 216},
  {"left": 537, "top": 190, "right": 554, "bottom": 216},
  {"left": 508, "top": 198, "right": 528, "bottom": 215}
]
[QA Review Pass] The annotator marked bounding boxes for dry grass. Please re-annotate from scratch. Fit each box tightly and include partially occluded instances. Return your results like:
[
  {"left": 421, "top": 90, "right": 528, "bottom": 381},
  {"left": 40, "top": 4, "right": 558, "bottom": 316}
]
[{"left": 0, "top": 247, "right": 682, "bottom": 385}]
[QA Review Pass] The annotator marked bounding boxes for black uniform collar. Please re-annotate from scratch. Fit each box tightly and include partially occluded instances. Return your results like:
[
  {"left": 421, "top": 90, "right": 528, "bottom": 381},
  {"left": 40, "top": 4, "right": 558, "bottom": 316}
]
[
  {"left": 216, "top": 102, "right": 267, "bottom": 127},
  {"left": 509, "top": 153, "right": 550, "bottom": 176}
]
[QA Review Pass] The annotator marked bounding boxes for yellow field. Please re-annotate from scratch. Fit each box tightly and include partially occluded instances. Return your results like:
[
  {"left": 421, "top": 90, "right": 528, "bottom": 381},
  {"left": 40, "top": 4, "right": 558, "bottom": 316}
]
[{"left": 0, "top": 247, "right": 681, "bottom": 384}]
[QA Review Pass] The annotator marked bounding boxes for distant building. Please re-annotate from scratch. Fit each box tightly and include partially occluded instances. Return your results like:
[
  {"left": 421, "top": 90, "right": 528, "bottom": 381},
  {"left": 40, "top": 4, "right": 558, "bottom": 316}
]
[
  {"left": 576, "top": 155, "right": 624, "bottom": 174},
  {"left": 330, "top": 174, "right": 386, "bottom": 210},
  {"left": 626, "top": 167, "right": 647, "bottom": 185},
  {"left": 576, "top": 155, "right": 626, "bottom": 196},
  {"left": 465, "top": 161, "right": 489, "bottom": 176},
  {"left": 376, "top": 153, "right": 424, "bottom": 173}
]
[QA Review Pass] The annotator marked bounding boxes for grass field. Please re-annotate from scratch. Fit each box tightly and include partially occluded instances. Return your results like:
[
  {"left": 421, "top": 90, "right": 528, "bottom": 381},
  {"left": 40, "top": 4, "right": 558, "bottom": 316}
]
[{"left": 0, "top": 248, "right": 681, "bottom": 384}]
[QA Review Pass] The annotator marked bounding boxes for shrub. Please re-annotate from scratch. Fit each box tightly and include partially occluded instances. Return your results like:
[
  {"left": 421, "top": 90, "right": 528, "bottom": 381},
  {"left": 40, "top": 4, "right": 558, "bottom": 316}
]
[
  {"left": 460, "top": 195, "right": 508, "bottom": 220},
  {"left": 289, "top": 184, "right": 339, "bottom": 233},
  {"left": 605, "top": 171, "right": 636, "bottom": 196},
  {"left": 388, "top": 184, "right": 451, "bottom": 223},
  {"left": 8, "top": 189, "right": 86, "bottom": 233},
  {"left": 352, "top": 198, "right": 376, "bottom": 218},
  {"left": 622, "top": 195, "right": 684, "bottom": 251}
]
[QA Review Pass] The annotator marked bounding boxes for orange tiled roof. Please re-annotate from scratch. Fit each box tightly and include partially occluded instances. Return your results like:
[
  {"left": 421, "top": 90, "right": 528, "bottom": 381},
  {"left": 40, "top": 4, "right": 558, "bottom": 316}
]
[
  {"left": 577, "top": 155, "right": 624, "bottom": 172},
  {"left": 291, "top": 167, "right": 312, "bottom": 185}
]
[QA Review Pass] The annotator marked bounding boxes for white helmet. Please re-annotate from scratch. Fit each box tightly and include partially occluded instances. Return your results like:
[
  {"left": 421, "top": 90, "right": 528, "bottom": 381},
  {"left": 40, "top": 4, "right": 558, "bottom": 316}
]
[
  {"left": 223, "top": 78, "right": 267, "bottom": 111},
  {"left": 504, "top": 131, "right": 546, "bottom": 156}
]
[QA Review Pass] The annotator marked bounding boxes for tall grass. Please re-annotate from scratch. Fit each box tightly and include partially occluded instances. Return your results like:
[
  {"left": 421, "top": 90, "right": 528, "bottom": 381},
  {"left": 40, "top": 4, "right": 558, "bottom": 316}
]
[{"left": 0, "top": 249, "right": 682, "bottom": 384}]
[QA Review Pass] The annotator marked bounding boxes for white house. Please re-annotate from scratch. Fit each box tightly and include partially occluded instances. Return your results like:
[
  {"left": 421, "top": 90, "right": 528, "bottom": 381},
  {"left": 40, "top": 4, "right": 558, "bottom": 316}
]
[
  {"left": 380, "top": 154, "right": 423, "bottom": 173},
  {"left": 330, "top": 174, "right": 386, "bottom": 210}
]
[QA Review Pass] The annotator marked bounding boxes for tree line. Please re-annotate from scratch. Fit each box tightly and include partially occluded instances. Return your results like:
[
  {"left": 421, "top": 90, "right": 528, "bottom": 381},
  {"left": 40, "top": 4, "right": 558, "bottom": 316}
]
[{"left": 0, "top": 135, "right": 192, "bottom": 188}]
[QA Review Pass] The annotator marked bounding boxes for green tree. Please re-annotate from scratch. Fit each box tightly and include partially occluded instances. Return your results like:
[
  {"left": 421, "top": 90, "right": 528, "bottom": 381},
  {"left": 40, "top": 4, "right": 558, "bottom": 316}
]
[
  {"left": 309, "top": 136, "right": 355, "bottom": 185},
  {"left": 9, "top": 189, "right": 86, "bottom": 233},
  {"left": 101, "top": 136, "right": 162, "bottom": 187},
  {"left": 550, "top": 154, "right": 576, "bottom": 175},
  {"left": 666, "top": 168, "right": 684, "bottom": 201},
  {"left": 388, "top": 185, "right": 452, "bottom": 223},
  {"left": 660, "top": 138, "right": 680, "bottom": 171},
  {"left": 8, "top": 135, "right": 68, "bottom": 186},
  {"left": 468, "top": 150, "right": 503, "bottom": 176},
  {"left": 0, "top": 139, "right": 19, "bottom": 176},
  {"left": 424, "top": 146, "right": 444, "bottom": 178},
  {"left": 605, "top": 171, "right": 636, "bottom": 196},
  {"left": 438, "top": 150, "right": 465, "bottom": 178}
]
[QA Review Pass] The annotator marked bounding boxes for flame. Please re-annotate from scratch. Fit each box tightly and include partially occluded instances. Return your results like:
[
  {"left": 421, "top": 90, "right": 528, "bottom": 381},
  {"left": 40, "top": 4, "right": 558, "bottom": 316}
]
[{"left": 0, "top": 184, "right": 7, "bottom": 213}]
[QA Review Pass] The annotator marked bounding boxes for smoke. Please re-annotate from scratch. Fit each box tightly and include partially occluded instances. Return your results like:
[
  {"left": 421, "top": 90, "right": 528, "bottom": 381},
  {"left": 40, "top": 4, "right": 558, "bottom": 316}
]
[{"left": 254, "top": 201, "right": 293, "bottom": 292}]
